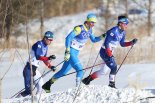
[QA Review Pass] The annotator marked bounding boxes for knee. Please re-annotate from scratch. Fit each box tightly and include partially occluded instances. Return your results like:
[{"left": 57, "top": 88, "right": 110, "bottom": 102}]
[
  {"left": 77, "top": 69, "right": 84, "bottom": 75},
  {"left": 53, "top": 70, "right": 67, "bottom": 79},
  {"left": 99, "top": 65, "right": 109, "bottom": 75},
  {"left": 110, "top": 65, "right": 117, "bottom": 75}
]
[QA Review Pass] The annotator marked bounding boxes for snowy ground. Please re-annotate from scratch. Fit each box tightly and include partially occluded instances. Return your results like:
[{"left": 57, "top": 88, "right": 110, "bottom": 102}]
[
  {"left": 1, "top": 58, "right": 155, "bottom": 103},
  {"left": 2, "top": 85, "right": 155, "bottom": 103}
]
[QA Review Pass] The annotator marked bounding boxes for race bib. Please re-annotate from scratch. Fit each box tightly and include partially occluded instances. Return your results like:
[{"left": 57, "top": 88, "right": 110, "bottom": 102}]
[
  {"left": 29, "top": 50, "right": 40, "bottom": 67},
  {"left": 31, "top": 57, "right": 40, "bottom": 67},
  {"left": 71, "top": 39, "right": 85, "bottom": 50}
]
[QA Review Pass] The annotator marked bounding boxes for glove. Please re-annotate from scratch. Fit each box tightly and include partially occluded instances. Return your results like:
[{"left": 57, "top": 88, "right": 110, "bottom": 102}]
[
  {"left": 102, "top": 33, "right": 106, "bottom": 38},
  {"left": 51, "top": 66, "right": 56, "bottom": 72},
  {"left": 131, "top": 38, "right": 138, "bottom": 45},
  {"left": 100, "top": 33, "right": 106, "bottom": 39},
  {"left": 48, "top": 55, "right": 56, "bottom": 60},
  {"left": 64, "top": 48, "right": 70, "bottom": 61}
]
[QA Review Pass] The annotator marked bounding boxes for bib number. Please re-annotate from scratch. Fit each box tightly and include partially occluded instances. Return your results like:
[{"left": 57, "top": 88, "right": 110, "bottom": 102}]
[{"left": 71, "top": 39, "right": 85, "bottom": 50}]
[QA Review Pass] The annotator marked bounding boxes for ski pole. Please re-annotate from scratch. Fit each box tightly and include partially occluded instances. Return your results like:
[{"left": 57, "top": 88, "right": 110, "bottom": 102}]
[
  {"left": 116, "top": 45, "right": 134, "bottom": 73},
  {"left": 57, "top": 62, "right": 105, "bottom": 78},
  {"left": 32, "top": 70, "right": 45, "bottom": 91},
  {"left": 140, "top": 96, "right": 155, "bottom": 100},
  {"left": 32, "top": 60, "right": 65, "bottom": 91},
  {"left": 10, "top": 60, "right": 64, "bottom": 98},
  {"left": 10, "top": 88, "right": 25, "bottom": 99},
  {"left": 71, "top": 52, "right": 100, "bottom": 103},
  {"left": 36, "top": 60, "right": 65, "bottom": 80},
  {"left": 88, "top": 52, "right": 100, "bottom": 75},
  {"left": 11, "top": 61, "right": 103, "bottom": 98}
]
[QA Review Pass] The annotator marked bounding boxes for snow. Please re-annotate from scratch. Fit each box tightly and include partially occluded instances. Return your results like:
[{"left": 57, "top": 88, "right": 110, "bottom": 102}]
[
  {"left": 2, "top": 85, "right": 154, "bottom": 103},
  {"left": 1, "top": 61, "right": 155, "bottom": 103}
]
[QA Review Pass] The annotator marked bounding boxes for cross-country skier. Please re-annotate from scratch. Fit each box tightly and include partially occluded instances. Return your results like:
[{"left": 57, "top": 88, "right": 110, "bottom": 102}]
[
  {"left": 18, "top": 31, "right": 56, "bottom": 97},
  {"left": 42, "top": 13, "right": 105, "bottom": 93},
  {"left": 82, "top": 15, "right": 138, "bottom": 88}
]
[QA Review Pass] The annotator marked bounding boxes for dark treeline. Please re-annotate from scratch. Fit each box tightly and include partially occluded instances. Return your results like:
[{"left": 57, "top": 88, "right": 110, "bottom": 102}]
[{"left": 0, "top": 0, "right": 100, "bottom": 40}]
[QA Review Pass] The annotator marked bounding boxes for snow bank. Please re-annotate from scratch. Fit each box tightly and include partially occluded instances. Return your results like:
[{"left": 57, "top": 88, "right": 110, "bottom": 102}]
[{"left": 3, "top": 85, "right": 153, "bottom": 103}]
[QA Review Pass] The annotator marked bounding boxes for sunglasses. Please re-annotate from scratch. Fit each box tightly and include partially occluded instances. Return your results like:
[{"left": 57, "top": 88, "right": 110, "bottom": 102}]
[
  {"left": 46, "top": 37, "right": 53, "bottom": 41},
  {"left": 122, "top": 23, "right": 128, "bottom": 26},
  {"left": 90, "top": 22, "right": 95, "bottom": 24},
  {"left": 48, "top": 39, "right": 53, "bottom": 41}
]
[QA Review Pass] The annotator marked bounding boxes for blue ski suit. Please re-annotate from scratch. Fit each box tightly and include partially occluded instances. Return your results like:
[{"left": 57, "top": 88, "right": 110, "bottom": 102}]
[
  {"left": 52, "top": 24, "right": 102, "bottom": 82},
  {"left": 100, "top": 26, "right": 132, "bottom": 75},
  {"left": 90, "top": 26, "right": 133, "bottom": 82},
  {"left": 23, "top": 40, "right": 48, "bottom": 95}
]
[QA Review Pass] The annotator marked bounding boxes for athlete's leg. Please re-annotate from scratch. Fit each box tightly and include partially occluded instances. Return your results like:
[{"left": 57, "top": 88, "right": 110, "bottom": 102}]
[
  {"left": 22, "top": 63, "right": 31, "bottom": 96},
  {"left": 34, "top": 69, "right": 43, "bottom": 94},
  {"left": 102, "top": 48, "right": 117, "bottom": 88},
  {"left": 82, "top": 48, "right": 110, "bottom": 85},
  {"left": 42, "top": 61, "right": 72, "bottom": 92},
  {"left": 70, "top": 48, "right": 83, "bottom": 87},
  {"left": 52, "top": 61, "right": 72, "bottom": 79},
  {"left": 91, "top": 64, "right": 110, "bottom": 79}
]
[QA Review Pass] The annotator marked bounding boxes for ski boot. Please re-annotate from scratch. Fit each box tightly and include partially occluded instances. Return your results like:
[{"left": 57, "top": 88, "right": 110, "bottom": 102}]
[
  {"left": 16, "top": 91, "right": 30, "bottom": 98},
  {"left": 42, "top": 79, "right": 55, "bottom": 93},
  {"left": 82, "top": 75, "right": 93, "bottom": 85},
  {"left": 108, "top": 81, "right": 116, "bottom": 88}
]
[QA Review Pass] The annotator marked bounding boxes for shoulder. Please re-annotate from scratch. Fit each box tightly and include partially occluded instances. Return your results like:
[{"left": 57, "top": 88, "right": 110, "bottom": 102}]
[
  {"left": 108, "top": 26, "right": 119, "bottom": 36},
  {"left": 33, "top": 40, "right": 42, "bottom": 48},
  {"left": 74, "top": 25, "right": 83, "bottom": 30},
  {"left": 74, "top": 25, "right": 82, "bottom": 35},
  {"left": 110, "top": 26, "right": 119, "bottom": 33}
]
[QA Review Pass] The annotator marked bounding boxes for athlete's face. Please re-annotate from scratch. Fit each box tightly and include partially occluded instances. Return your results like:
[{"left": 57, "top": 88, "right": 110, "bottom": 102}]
[
  {"left": 119, "top": 22, "right": 128, "bottom": 30},
  {"left": 87, "top": 21, "right": 95, "bottom": 28},
  {"left": 44, "top": 37, "right": 53, "bottom": 45}
]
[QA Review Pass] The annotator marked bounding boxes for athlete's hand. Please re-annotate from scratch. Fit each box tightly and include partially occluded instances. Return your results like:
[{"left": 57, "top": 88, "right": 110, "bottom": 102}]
[
  {"left": 100, "top": 33, "right": 106, "bottom": 39},
  {"left": 51, "top": 66, "right": 56, "bottom": 72},
  {"left": 48, "top": 55, "right": 56, "bottom": 60},
  {"left": 102, "top": 33, "right": 106, "bottom": 38},
  {"left": 64, "top": 48, "right": 70, "bottom": 61},
  {"left": 131, "top": 38, "right": 138, "bottom": 45}
]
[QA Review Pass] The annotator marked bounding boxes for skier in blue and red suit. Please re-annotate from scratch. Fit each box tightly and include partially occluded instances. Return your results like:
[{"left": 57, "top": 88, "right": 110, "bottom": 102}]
[
  {"left": 18, "top": 31, "right": 56, "bottom": 97},
  {"left": 82, "top": 15, "right": 138, "bottom": 88},
  {"left": 42, "top": 13, "right": 105, "bottom": 93}
]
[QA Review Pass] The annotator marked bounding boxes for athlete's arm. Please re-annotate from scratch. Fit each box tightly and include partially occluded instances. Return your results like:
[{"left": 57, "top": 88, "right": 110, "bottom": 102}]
[
  {"left": 33, "top": 42, "right": 52, "bottom": 68},
  {"left": 120, "top": 33, "right": 132, "bottom": 47},
  {"left": 65, "top": 26, "right": 81, "bottom": 49},
  {"left": 89, "top": 33, "right": 102, "bottom": 43}
]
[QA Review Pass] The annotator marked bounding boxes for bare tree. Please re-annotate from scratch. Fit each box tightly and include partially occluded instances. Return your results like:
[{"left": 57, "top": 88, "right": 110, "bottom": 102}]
[
  {"left": 5, "top": 0, "right": 12, "bottom": 42},
  {"left": 102, "top": 0, "right": 112, "bottom": 31},
  {"left": 148, "top": 0, "right": 152, "bottom": 36},
  {"left": 130, "top": 0, "right": 153, "bottom": 36},
  {"left": 40, "top": 0, "right": 44, "bottom": 38},
  {"left": 80, "top": 0, "right": 84, "bottom": 11},
  {"left": 125, "top": 0, "right": 128, "bottom": 17},
  {"left": 0, "top": 1, "right": 2, "bottom": 38},
  {"left": 57, "top": 0, "right": 70, "bottom": 16}
]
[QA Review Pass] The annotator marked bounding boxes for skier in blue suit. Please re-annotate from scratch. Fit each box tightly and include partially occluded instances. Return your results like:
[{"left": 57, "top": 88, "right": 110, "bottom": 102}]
[
  {"left": 82, "top": 15, "right": 138, "bottom": 88},
  {"left": 18, "top": 31, "right": 56, "bottom": 97},
  {"left": 42, "top": 13, "right": 105, "bottom": 93}
]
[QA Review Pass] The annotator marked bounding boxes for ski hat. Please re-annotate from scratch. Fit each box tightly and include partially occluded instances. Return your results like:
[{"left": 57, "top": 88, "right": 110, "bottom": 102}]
[
  {"left": 44, "top": 31, "right": 54, "bottom": 40},
  {"left": 118, "top": 18, "right": 129, "bottom": 25},
  {"left": 86, "top": 13, "right": 97, "bottom": 23}
]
